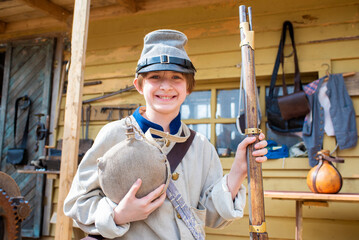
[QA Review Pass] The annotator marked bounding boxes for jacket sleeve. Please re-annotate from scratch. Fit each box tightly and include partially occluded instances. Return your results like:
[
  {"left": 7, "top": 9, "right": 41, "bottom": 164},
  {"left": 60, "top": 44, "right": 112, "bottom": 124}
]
[
  {"left": 63, "top": 121, "right": 130, "bottom": 239},
  {"left": 199, "top": 140, "right": 246, "bottom": 229}
]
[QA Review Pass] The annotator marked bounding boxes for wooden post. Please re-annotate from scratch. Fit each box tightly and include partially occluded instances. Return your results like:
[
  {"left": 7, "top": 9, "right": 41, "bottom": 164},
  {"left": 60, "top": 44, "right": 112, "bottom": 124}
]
[
  {"left": 54, "top": 0, "right": 91, "bottom": 240},
  {"left": 296, "top": 200, "right": 303, "bottom": 240}
]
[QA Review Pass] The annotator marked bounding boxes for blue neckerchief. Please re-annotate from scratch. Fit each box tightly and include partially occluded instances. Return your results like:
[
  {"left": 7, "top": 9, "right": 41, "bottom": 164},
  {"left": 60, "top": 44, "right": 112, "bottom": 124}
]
[{"left": 132, "top": 107, "right": 181, "bottom": 136}]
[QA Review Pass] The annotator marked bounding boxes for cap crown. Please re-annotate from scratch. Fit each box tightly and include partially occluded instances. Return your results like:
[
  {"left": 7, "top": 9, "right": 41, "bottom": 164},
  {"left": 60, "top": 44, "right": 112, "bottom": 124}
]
[{"left": 136, "top": 29, "right": 195, "bottom": 74}]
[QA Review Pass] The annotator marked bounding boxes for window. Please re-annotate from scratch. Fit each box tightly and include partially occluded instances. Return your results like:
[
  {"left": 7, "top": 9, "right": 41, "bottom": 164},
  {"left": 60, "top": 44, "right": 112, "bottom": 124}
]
[
  {"left": 181, "top": 73, "right": 317, "bottom": 159},
  {"left": 181, "top": 80, "right": 245, "bottom": 157}
]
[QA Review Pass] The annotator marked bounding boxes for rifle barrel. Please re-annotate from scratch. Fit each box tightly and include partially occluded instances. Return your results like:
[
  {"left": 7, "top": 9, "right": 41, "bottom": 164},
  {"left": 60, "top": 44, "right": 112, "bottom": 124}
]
[{"left": 239, "top": 5, "right": 268, "bottom": 240}]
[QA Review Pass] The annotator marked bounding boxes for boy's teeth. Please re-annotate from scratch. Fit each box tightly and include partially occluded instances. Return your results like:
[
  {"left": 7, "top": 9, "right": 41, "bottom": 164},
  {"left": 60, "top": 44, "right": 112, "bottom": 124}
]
[{"left": 160, "top": 96, "right": 171, "bottom": 99}]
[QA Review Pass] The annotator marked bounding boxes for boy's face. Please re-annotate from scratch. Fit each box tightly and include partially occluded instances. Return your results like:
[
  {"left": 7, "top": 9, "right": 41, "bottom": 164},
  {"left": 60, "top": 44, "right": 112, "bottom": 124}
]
[{"left": 134, "top": 71, "right": 188, "bottom": 117}]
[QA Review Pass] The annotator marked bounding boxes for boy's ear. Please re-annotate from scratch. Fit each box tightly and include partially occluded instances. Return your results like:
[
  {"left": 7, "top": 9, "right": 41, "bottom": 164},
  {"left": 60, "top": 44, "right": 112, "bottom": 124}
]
[{"left": 133, "top": 78, "right": 143, "bottom": 94}]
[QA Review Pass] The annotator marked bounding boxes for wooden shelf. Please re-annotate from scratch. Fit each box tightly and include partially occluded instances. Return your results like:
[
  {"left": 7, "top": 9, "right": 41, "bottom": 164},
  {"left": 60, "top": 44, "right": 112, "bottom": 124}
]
[{"left": 265, "top": 190, "right": 359, "bottom": 202}]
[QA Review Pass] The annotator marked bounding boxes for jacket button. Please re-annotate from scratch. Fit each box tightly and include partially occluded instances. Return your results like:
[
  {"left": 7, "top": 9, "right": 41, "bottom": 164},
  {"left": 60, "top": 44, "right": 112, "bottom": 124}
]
[
  {"left": 177, "top": 212, "right": 182, "bottom": 219},
  {"left": 172, "top": 172, "right": 179, "bottom": 180}
]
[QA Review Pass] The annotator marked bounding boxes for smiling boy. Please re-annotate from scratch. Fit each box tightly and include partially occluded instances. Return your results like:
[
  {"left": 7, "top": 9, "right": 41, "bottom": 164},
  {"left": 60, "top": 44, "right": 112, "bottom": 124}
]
[{"left": 64, "top": 29, "right": 267, "bottom": 239}]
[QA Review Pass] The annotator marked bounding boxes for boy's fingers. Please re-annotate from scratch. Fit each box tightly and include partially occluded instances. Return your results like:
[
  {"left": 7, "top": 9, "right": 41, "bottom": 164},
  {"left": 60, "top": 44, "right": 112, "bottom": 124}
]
[
  {"left": 252, "top": 148, "right": 268, "bottom": 157},
  {"left": 258, "top": 133, "right": 266, "bottom": 140},
  {"left": 150, "top": 191, "right": 166, "bottom": 210},
  {"left": 238, "top": 136, "right": 256, "bottom": 150},
  {"left": 127, "top": 178, "right": 142, "bottom": 197},
  {"left": 255, "top": 156, "right": 267, "bottom": 162},
  {"left": 255, "top": 140, "right": 268, "bottom": 149},
  {"left": 144, "top": 184, "right": 165, "bottom": 202}
]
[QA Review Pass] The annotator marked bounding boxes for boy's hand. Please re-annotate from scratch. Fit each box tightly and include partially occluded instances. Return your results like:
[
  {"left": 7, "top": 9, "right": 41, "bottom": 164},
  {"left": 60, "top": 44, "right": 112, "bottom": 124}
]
[
  {"left": 237, "top": 132, "right": 268, "bottom": 163},
  {"left": 227, "top": 133, "right": 268, "bottom": 199},
  {"left": 113, "top": 179, "right": 166, "bottom": 225}
]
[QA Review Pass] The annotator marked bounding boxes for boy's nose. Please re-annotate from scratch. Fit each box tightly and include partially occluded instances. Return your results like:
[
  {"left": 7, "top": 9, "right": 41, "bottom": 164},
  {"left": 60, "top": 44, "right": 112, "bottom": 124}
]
[{"left": 159, "top": 79, "right": 173, "bottom": 90}]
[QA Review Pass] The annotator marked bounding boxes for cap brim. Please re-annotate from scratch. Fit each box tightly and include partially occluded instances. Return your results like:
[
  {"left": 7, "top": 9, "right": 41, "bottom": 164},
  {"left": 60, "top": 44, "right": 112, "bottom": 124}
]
[{"left": 137, "top": 63, "right": 195, "bottom": 74}]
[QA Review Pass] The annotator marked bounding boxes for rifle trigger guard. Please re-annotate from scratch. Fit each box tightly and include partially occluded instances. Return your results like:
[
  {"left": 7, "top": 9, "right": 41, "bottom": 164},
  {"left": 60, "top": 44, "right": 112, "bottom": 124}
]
[
  {"left": 245, "top": 128, "right": 262, "bottom": 135},
  {"left": 240, "top": 22, "right": 255, "bottom": 50},
  {"left": 249, "top": 222, "right": 266, "bottom": 233}
]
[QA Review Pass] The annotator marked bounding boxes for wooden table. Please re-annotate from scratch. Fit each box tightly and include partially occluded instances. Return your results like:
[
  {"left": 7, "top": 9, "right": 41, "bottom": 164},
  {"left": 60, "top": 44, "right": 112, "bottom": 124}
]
[{"left": 264, "top": 191, "right": 359, "bottom": 240}]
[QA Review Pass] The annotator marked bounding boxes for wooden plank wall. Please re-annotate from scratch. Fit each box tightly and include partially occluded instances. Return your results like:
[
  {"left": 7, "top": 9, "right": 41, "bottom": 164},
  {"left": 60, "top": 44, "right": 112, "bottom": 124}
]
[{"left": 49, "top": 0, "right": 359, "bottom": 239}]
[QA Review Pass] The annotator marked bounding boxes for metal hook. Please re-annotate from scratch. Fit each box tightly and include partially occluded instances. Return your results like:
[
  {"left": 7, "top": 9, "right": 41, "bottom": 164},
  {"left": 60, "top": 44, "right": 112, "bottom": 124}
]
[{"left": 321, "top": 63, "right": 331, "bottom": 76}]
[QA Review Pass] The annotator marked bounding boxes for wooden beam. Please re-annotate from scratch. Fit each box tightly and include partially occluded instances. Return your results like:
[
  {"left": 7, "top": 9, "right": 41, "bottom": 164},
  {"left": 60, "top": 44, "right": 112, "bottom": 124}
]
[
  {"left": 90, "top": 0, "right": 228, "bottom": 20},
  {"left": 0, "top": 0, "right": 228, "bottom": 40},
  {"left": 17, "top": 0, "right": 71, "bottom": 23},
  {"left": 54, "top": 0, "right": 91, "bottom": 240},
  {"left": 117, "top": 0, "right": 137, "bottom": 13},
  {"left": 0, "top": 20, "right": 6, "bottom": 33}
]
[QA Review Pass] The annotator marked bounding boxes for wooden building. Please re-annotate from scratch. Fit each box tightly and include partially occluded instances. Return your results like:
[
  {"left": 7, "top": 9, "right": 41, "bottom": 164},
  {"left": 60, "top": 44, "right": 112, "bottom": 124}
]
[{"left": 0, "top": 0, "right": 358, "bottom": 239}]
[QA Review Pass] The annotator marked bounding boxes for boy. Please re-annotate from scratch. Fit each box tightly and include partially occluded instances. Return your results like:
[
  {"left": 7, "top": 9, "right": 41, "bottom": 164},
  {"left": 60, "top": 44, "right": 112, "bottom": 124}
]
[{"left": 64, "top": 29, "right": 267, "bottom": 239}]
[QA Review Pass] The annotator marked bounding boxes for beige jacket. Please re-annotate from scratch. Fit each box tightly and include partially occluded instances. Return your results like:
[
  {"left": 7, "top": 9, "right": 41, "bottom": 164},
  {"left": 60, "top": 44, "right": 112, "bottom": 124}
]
[{"left": 64, "top": 116, "right": 246, "bottom": 239}]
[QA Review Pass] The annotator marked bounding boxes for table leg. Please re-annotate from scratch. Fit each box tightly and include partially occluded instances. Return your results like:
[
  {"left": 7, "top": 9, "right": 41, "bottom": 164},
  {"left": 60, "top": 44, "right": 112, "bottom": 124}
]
[{"left": 295, "top": 200, "right": 303, "bottom": 240}]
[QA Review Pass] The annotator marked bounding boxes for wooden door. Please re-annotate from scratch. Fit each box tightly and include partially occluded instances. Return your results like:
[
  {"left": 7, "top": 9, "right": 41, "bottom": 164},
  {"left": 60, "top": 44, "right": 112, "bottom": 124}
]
[{"left": 0, "top": 38, "right": 54, "bottom": 238}]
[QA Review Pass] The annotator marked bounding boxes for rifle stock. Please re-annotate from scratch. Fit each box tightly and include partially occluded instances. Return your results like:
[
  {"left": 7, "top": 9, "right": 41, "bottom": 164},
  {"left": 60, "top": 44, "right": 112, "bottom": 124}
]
[{"left": 239, "top": 5, "right": 269, "bottom": 240}]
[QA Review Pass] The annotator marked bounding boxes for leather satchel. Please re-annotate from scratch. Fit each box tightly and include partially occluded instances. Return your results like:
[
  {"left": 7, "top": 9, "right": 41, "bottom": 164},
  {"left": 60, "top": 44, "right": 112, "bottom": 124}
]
[
  {"left": 6, "top": 96, "right": 31, "bottom": 165},
  {"left": 266, "top": 21, "right": 309, "bottom": 132},
  {"left": 278, "top": 90, "right": 309, "bottom": 120}
]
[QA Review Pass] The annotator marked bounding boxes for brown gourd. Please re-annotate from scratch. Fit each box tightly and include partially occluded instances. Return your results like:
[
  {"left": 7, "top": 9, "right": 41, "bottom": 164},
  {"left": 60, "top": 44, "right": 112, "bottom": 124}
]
[{"left": 306, "top": 150, "right": 344, "bottom": 194}]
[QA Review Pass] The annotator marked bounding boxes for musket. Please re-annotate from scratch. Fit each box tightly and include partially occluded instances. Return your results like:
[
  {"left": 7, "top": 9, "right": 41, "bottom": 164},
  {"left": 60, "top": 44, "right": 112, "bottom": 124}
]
[
  {"left": 239, "top": 5, "right": 269, "bottom": 240},
  {"left": 82, "top": 85, "right": 135, "bottom": 104}
]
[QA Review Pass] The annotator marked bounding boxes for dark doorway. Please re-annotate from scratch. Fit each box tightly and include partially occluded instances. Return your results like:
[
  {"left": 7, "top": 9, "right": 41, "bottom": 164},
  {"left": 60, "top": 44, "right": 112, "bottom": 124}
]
[{"left": 0, "top": 51, "right": 5, "bottom": 105}]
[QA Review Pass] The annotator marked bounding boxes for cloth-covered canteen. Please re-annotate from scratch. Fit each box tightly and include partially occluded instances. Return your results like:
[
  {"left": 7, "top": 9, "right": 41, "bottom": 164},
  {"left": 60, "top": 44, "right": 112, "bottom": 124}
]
[{"left": 97, "top": 119, "right": 171, "bottom": 203}]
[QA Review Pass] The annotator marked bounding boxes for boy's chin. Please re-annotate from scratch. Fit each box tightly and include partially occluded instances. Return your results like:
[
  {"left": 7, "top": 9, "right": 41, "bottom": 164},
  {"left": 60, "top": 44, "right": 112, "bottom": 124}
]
[{"left": 152, "top": 106, "right": 180, "bottom": 115}]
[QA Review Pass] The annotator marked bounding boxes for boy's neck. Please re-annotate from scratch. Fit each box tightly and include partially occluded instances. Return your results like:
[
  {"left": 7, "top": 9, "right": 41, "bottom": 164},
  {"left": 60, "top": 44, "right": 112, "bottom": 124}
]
[{"left": 143, "top": 108, "right": 178, "bottom": 133}]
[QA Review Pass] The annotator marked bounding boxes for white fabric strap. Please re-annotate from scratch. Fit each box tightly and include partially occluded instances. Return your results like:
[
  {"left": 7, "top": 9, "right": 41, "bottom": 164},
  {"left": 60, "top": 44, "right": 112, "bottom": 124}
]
[{"left": 145, "top": 128, "right": 189, "bottom": 150}]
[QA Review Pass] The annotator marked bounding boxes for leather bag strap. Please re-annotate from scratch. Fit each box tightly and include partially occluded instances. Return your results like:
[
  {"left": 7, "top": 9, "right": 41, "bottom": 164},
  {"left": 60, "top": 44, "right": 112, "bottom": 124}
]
[
  {"left": 13, "top": 95, "right": 31, "bottom": 148},
  {"left": 167, "top": 129, "right": 196, "bottom": 173},
  {"left": 320, "top": 154, "right": 345, "bottom": 163},
  {"left": 269, "top": 21, "right": 302, "bottom": 98}
]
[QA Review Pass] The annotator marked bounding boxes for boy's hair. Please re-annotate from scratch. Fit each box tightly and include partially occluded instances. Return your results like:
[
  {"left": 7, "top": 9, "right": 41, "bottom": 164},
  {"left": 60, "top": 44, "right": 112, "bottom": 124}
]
[{"left": 137, "top": 72, "right": 196, "bottom": 94}]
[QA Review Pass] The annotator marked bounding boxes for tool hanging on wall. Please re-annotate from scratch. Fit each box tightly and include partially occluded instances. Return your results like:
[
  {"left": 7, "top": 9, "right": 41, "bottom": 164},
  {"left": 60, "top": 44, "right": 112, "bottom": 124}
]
[
  {"left": 63, "top": 80, "right": 103, "bottom": 93},
  {"left": 34, "top": 113, "right": 49, "bottom": 152},
  {"left": 78, "top": 104, "right": 139, "bottom": 121},
  {"left": 100, "top": 106, "right": 137, "bottom": 121},
  {"left": 79, "top": 105, "right": 94, "bottom": 159},
  {"left": 82, "top": 85, "right": 135, "bottom": 104}
]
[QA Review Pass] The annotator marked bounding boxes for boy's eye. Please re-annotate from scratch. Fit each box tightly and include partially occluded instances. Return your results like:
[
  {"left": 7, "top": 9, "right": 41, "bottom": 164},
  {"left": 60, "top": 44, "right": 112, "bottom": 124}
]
[
  {"left": 149, "top": 75, "right": 160, "bottom": 79},
  {"left": 173, "top": 75, "right": 184, "bottom": 80}
]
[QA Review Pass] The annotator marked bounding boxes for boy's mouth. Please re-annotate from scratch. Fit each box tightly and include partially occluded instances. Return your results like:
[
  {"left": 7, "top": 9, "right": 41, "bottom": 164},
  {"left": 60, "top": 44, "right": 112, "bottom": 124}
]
[{"left": 156, "top": 95, "right": 175, "bottom": 100}]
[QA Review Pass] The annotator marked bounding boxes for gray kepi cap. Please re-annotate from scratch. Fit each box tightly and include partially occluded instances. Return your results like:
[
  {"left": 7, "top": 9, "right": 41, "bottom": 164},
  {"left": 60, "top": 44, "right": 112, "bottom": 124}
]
[{"left": 136, "top": 29, "right": 196, "bottom": 75}]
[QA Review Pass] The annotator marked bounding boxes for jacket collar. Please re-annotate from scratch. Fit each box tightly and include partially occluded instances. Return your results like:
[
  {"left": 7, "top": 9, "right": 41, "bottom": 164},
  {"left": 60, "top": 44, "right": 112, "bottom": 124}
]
[{"left": 133, "top": 106, "right": 181, "bottom": 135}]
